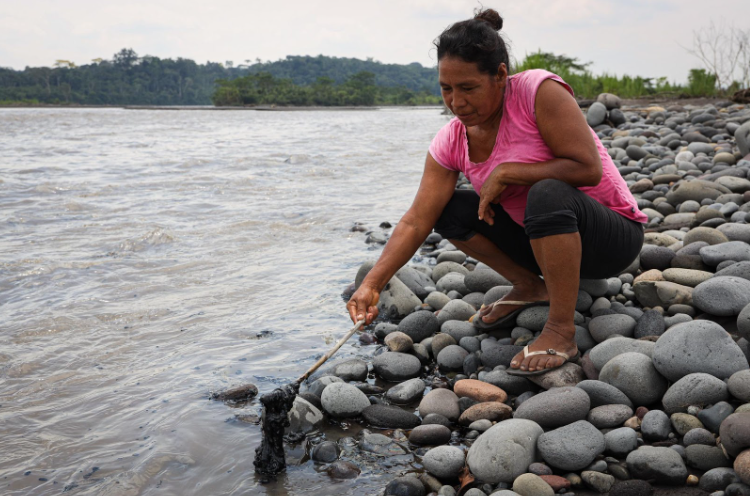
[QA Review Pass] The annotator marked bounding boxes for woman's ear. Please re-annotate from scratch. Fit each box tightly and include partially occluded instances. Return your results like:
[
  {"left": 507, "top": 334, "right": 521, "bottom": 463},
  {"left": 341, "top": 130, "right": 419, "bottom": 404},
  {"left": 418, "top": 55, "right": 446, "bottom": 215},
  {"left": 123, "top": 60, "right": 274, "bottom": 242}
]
[{"left": 496, "top": 63, "right": 508, "bottom": 88}]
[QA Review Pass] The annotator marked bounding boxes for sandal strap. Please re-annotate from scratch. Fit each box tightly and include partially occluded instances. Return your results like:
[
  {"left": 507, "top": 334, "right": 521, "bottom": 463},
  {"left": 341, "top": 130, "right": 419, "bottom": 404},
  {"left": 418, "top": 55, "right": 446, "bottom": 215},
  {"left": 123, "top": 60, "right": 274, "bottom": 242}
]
[
  {"left": 521, "top": 345, "right": 573, "bottom": 361},
  {"left": 492, "top": 300, "right": 538, "bottom": 306}
]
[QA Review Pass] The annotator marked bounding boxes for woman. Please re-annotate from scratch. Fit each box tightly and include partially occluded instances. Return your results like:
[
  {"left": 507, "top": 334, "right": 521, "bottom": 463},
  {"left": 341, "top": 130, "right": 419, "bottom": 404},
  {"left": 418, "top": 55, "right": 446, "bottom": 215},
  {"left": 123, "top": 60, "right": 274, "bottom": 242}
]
[{"left": 347, "top": 9, "right": 646, "bottom": 376}]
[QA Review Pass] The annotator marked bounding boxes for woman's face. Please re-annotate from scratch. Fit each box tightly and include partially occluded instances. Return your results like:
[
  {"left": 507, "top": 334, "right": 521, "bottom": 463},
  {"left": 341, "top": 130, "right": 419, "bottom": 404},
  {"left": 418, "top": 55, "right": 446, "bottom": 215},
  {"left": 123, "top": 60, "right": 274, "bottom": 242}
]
[{"left": 438, "top": 56, "right": 507, "bottom": 127}]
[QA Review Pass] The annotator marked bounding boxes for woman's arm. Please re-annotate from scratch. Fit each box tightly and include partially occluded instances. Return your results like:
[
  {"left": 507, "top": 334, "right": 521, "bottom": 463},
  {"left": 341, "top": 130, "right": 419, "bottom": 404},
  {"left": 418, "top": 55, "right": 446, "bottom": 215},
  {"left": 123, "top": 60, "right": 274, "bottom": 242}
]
[
  {"left": 478, "top": 79, "right": 603, "bottom": 224},
  {"left": 347, "top": 154, "right": 459, "bottom": 324}
]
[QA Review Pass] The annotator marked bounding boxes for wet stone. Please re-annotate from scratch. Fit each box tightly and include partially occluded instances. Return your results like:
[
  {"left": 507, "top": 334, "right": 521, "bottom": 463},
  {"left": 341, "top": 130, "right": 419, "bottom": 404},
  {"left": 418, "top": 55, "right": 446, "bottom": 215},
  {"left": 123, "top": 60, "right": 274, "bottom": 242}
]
[
  {"left": 386, "top": 378, "right": 426, "bottom": 405},
  {"left": 362, "top": 404, "right": 421, "bottom": 429},
  {"left": 311, "top": 441, "right": 340, "bottom": 463},
  {"left": 408, "top": 424, "right": 451, "bottom": 446},
  {"left": 326, "top": 460, "right": 360, "bottom": 479},
  {"left": 384, "top": 476, "right": 426, "bottom": 496},
  {"left": 422, "top": 446, "right": 465, "bottom": 481},
  {"left": 373, "top": 352, "right": 422, "bottom": 382}
]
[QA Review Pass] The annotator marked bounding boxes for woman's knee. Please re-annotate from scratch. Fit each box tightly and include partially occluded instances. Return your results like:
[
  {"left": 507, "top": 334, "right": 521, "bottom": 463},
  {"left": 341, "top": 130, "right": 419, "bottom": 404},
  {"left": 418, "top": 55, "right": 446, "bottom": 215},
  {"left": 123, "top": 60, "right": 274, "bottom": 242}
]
[
  {"left": 525, "top": 179, "right": 577, "bottom": 216},
  {"left": 434, "top": 190, "right": 480, "bottom": 241},
  {"left": 524, "top": 179, "right": 580, "bottom": 239}
]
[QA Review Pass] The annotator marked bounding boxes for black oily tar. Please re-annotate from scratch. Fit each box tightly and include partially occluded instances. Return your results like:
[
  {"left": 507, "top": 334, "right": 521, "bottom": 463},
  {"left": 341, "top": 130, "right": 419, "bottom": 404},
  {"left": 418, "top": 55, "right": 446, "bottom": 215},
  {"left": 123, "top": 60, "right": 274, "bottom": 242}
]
[{"left": 253, "top": 382, "right": 298, "bottom": 480}]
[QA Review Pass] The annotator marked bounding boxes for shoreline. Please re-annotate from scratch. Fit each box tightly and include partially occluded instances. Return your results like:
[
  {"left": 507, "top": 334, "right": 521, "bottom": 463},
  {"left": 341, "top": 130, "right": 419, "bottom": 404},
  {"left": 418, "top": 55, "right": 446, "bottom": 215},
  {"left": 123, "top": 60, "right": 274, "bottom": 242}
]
[
  {"left": 267, "top": 98, "right": 750, "bottom": 496},
  {"left": 0, "top": 103, "right": 444, "bottom": 111}
]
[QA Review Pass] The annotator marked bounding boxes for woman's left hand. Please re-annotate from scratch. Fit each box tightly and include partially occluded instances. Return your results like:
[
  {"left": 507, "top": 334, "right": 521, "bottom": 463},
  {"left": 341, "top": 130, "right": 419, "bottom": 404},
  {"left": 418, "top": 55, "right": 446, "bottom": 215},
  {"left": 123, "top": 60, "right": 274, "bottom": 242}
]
[{"left": 478, "top": 166, "right": 507, "bottom": 226}]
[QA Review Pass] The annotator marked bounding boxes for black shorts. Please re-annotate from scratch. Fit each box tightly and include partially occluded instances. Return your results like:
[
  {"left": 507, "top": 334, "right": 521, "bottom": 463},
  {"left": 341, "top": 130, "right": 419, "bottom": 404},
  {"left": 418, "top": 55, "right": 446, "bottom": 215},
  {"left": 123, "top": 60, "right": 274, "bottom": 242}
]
[{"left": 433, "top": 179, "right": 644, "bottom": 279}]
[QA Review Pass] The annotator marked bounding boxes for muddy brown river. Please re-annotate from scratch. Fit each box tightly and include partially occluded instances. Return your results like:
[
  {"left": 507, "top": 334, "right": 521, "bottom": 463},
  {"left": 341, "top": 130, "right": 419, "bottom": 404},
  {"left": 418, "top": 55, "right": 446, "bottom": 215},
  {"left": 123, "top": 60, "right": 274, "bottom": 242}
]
[{"left": 0, "top": 107, "right": 448, "bottom": 495}]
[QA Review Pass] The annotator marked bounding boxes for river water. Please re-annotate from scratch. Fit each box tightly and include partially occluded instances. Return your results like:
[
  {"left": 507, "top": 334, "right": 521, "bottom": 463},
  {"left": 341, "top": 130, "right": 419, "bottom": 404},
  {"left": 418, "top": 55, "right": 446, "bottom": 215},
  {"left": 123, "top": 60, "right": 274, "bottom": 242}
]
[{"left": 0, "top": 107, "right": 449, "bottom": 495}]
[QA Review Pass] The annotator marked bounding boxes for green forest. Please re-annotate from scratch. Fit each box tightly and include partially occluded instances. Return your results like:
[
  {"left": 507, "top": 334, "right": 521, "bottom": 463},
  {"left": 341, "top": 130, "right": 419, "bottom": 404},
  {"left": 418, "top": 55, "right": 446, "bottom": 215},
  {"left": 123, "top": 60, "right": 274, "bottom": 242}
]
[
  {"left": 212, "top": 72, "right": 440, "bottom": 106},
  {"left": 0, "top": 48, "right": 736, "bottom": 107},
  {"left": 0, "top": 50, "right": 440, "bottom": 106}
]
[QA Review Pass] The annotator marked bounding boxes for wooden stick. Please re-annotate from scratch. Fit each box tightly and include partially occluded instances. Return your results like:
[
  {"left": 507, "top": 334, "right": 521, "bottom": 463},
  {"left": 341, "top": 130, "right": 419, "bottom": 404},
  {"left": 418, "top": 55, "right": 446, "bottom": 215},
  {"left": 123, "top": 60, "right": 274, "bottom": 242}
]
[{"left": 295, "top": 319, "right": 365, "bottom": 385}]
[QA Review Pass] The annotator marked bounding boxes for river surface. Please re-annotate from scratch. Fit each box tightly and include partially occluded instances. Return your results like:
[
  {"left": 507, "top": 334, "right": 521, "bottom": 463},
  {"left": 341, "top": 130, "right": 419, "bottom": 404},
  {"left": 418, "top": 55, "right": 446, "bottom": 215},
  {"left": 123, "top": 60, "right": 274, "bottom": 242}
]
[{"left": 0, "top": 107, "right": 449, "bottom": 495}]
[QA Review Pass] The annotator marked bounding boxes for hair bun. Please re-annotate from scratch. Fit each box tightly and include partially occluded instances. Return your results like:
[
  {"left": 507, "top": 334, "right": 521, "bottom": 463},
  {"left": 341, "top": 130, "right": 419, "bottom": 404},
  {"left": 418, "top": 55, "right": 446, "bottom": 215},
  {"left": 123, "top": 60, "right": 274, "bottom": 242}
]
[{"left": 474, "top": 8, "right": 503, "bottom": 31}]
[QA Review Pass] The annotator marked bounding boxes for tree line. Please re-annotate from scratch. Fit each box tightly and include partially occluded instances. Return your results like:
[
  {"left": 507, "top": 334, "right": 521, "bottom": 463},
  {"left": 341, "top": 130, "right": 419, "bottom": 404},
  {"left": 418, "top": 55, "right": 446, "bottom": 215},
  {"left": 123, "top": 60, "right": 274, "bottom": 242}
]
[
  {"left": 0, "top": 51, "right": 440, "bottom": 106},
  {"left": 212, "top": 71, "right": 441, "bottom": 106},
  {"left": 2, "top": 45, "right": 745, "bottom": 107}
]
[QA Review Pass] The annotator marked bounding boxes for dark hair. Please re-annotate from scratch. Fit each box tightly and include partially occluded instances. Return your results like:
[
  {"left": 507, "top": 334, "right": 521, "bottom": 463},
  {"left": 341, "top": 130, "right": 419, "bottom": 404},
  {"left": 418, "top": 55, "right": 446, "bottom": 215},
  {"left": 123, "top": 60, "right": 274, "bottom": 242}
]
[{"left": 434, "top": 8, "right": 510, "bottom": 76}]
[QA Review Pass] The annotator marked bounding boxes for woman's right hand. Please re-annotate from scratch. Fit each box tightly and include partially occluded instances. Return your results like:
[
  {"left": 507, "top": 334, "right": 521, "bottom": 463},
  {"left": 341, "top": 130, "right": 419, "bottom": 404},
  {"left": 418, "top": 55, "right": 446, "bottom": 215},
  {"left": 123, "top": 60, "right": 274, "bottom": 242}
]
[{"left": 347, "top": 284, "right": 380, "bottom": 325}]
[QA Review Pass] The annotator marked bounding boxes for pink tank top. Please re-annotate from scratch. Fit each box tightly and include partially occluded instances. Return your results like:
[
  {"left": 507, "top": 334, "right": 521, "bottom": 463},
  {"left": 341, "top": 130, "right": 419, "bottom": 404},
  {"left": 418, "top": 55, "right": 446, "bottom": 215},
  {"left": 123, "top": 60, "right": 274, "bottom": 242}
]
[{"left": 429, "top": 69, "right": 648, "bottom": 226}]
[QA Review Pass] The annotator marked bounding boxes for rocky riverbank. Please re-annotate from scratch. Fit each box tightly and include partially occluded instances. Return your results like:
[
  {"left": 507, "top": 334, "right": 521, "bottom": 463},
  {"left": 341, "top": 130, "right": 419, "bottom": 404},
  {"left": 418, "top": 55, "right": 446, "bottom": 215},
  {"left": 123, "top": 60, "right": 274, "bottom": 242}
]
[{"left": 276, "top": 96, "right": 750, "bottom": 496}]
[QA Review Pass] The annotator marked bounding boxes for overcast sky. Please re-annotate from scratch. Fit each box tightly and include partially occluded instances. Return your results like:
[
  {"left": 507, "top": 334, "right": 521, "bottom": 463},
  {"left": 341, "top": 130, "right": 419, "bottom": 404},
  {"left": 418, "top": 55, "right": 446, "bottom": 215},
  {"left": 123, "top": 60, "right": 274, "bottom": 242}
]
[{"left": 1, "top": 0, "right": 748, "bottom": 85}]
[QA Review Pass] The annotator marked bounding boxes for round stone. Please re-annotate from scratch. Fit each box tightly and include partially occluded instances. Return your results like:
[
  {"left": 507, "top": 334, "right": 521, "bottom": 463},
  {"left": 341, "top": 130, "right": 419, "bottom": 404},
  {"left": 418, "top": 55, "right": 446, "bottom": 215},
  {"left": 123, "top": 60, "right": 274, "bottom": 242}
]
[
  {"left": 373, "top": 352, "right": 422, "bottom": 382},
  {"left": 701, "top": 242, "right": 750, "bottom": 267},
  {"left": 437, "top": 345, "right": 469, "bottom": 372},
  {"left": 409, "top": 424, "right": 451, "bottom": 446},
  {"left": 599, "top": 352, "right": 668, "bottom": 407},
  {"left": 693, "top": 276, "right": 750, "bottom": 316},
  {"left": 423, "top": 446, "right": 465, "bottom": 481},
  {"left": 576, "top": 380, "right": 634, "bottom": 408},
  {"left": 327, "top": 460, "right": 360, "bottom": 479},
  {"left": 384, "top": 476, "right": 426, "bottom": 496},
  {"left": 454, "top": 378, "right": 507, "bottom": 403},
  {"left": 634, "top": 309, "right": 666, "bottom": 338},
  {"left": 735, "top": 450, "right": 750, "bottom": 485},
  {"left": 683, "top": 427, "right": 715, "bottom": 446},
  {"left": 458, "top": 402, "right": 512, "bottom": 426},
  {"left": 662, "top": 373, "right": 729, "bottom": 414},
  {"left": 432, "top": 261, "right": 469, "bottom": 282},
  {"left": 538, "top": 420, "right": 605, "bottom": 471},
  {"left": 321, "top": 382, "right": 372, "bottom": 418},
  {"left": 419, "top": 388, "right": 460, "bottom": 422},
  {"left": 331, "top": 359, "right": 368, "bottom": 381},
  {"left": 686, "top": 444, "right": 732, "bottom": 470},
  {"left": 437, "top": 299, "right": 477, "bottom": 326},
  {"left": 587, "top": 404, "right": 634, "bottom": 428},
  {"left": 652, "top": 320, "right": 749, "bottom": 382},
  {"left": 729, "top": 370, "right": 750, "bottom": 402},
  {"left": 514, "top": 387, "right": 590, "bottom": 428},
  {"left": 587, "top": 102, "right": 607, "bottom": 127},
  {"left": 683, "top": 226, "right": 730, "bottom": 246},
  {"left": 699, "top": 467, "right": 741, "bottom": 492},
  {"left": 720, "top": 413, "right": 750, "bottom": 457},
  {"left": 385, "top": 331, "right": 414, "bottom": 353},
  {"left": 466, "top": 419, "right": 544, "bottom": 483},
  {"left": 464, "top": 268, "right": 510, "bottom": 293},
  {"left": 311, "top": 441, "right": 341, "bottom": 463},
  {"left": 361, "top": 404, "right": 421, "bottom": 429},
  {"left": 642, "top": 409, "right": 671, "bottom": 441},
  {"left": 386, "top": 378, "right": 426, "bottom": 404},
  {"left": 589, "top": 314, "right": 637, "bottom": 342},
  {"left": 626, "top": 446, "right": 688, "bottom": 485},
  {"left": 398, "top": 310, "right": 439, "bottom": 342},
  {"left": 441, "top": 321, "right": 478, "bottom": 342},
  {"left": 604, "top": 427, "right": 639, "bottom": 458},
  {"left": 589, "top": 337, "right": 655, "bottom": 371},
  {"left": 512, "top": 473, "right": 554, "bottom": 496}
]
